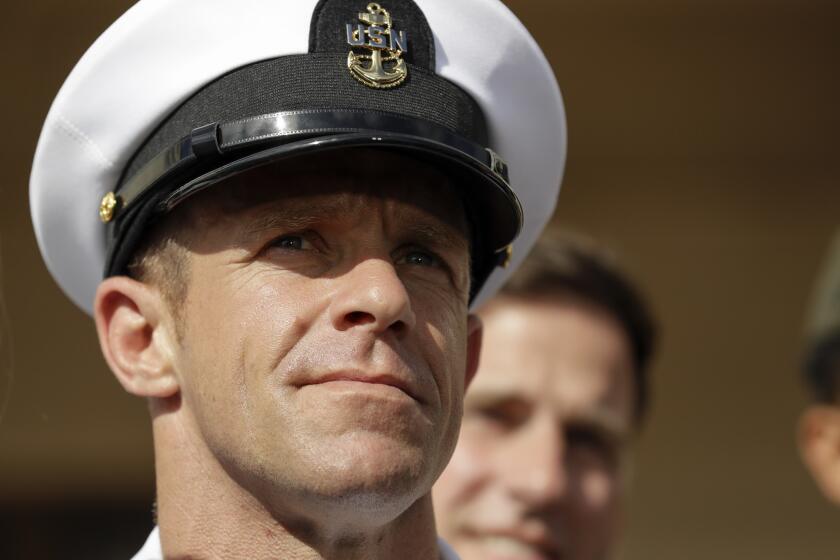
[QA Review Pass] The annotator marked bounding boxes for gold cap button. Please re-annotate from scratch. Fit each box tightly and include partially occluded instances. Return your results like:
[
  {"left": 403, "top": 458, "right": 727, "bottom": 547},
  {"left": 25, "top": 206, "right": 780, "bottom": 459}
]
[{"left": 99, "top": 192, "right": 120, "bottom": 223}]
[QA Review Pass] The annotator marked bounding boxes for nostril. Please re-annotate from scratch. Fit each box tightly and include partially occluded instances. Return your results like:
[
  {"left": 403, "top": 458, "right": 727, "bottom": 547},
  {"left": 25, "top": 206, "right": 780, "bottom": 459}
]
[
  {"left": 343, "top": 311, "right": 407, "bottom": 334},
  {"left": 345, "top": 311, "right": 374, "bottom": 325}
]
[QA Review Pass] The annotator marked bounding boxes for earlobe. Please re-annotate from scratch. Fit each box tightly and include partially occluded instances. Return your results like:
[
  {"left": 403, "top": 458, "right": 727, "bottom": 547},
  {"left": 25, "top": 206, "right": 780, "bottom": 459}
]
[
  {"left": 94, "top": 276, "right": 180, "bottom": 398},
  {"left": 798, "top": 405, "right": 840, "bottom": 505},
  {"left": 464, "top": 313, "right": 483, "bottom": 390}
]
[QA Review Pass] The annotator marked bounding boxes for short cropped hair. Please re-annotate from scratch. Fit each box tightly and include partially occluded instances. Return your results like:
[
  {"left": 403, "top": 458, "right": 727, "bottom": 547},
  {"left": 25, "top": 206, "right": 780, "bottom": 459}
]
[
  {"left": 804, "top": 330, "right": 840, "bottom": 403},
  {"left": 500, "top": 231, "right": 657, "bottom": 424},
  {"left": 125, "top": 205, "right": 194, "bottom": 333}
]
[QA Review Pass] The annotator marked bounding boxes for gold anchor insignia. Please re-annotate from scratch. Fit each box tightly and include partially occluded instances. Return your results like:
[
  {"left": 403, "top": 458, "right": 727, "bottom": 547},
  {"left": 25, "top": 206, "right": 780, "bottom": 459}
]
[{"left": 346, "top": 3, "right": 408, "bottom": 89}]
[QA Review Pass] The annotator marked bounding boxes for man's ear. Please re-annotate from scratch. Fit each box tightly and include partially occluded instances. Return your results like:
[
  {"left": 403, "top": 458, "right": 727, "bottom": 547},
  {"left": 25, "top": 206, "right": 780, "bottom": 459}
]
[
  {"left": 94, "top": 276, "right": 179, "bottom": 398},
  {"left": 464, "top": 313, "right": 483, "bottom": 390},
  {"left": 798, "top": 405, "right": 840, "bottom": 505}
]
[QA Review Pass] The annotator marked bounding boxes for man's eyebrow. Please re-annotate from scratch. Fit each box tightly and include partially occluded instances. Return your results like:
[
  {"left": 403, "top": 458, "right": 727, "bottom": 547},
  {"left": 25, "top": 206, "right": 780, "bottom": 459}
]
[
  {"left": 401, "top": 220, "right": 469, "bottom": 255},
  {"left": 243, "top": 213, "right": 318, "bottom": 237},
  {"left": 241, "top": 199, "right": 350, "bottom": 237},
  {"left": 564, "top": 408, "right": 631, "bottom": 442}
]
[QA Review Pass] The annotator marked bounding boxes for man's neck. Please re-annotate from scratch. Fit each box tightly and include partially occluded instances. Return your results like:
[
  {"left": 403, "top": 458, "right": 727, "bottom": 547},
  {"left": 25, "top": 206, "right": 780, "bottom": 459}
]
[{"left": 151, "top": 403, "right": 441, "bottom": 559}]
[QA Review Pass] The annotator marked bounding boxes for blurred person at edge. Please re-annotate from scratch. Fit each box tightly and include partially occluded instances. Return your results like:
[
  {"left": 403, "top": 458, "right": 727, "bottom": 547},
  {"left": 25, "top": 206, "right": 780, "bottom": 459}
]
[
  {"left": 799, "top": 232, "right": 840, "bottom": 505},
  {"left": 433, "top": 232, "right": 657, "bottom": 560}
]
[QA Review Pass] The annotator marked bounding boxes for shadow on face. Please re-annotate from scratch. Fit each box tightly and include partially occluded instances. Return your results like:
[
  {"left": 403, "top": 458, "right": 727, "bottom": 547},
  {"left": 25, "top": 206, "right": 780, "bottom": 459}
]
[{"left": 172, "top": 148, "right": 470, "bottom": 259}]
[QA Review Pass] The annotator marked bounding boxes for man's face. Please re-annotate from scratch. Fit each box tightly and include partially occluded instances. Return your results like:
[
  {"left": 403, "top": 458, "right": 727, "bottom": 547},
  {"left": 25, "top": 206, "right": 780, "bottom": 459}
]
[
  {"left": 168, "top": 151, "right": 478, "bottom": 522},
  {"left": 433, "top": 295, "right": 636, "bottom": 560}
]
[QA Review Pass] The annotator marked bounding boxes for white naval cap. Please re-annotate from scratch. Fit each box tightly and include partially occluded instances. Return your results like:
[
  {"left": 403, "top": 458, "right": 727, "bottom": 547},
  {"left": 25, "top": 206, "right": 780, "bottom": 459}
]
[{"left": 30, "top": 0, "right": 566, "bottom": 314}]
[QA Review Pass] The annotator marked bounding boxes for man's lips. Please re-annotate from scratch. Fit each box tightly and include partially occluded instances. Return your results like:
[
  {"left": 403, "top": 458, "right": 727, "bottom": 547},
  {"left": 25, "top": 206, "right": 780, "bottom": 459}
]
[{"left": 295, "top": 371, "right": 423, "bottom": 403}]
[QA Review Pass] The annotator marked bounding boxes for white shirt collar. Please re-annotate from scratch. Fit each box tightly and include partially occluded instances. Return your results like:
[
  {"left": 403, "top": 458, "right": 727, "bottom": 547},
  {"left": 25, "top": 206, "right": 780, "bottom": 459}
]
[
  {"left": 130, "top": 526, "right": 161, "bottom": 560},
  {"left": 132, "top": 526, "right": 460, "bottom": 559}
]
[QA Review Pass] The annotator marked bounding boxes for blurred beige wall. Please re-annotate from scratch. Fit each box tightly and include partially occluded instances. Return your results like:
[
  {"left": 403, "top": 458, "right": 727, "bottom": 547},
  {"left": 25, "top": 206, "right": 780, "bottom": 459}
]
[{"left": 1, "top": 1, "right": 838, "bottom": 558}]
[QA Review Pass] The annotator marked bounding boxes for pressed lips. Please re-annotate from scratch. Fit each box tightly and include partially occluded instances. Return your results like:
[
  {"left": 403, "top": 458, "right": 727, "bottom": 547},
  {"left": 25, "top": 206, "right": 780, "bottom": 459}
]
[{"left": 294, "top": 370, "right": 424, "bottom": 403}]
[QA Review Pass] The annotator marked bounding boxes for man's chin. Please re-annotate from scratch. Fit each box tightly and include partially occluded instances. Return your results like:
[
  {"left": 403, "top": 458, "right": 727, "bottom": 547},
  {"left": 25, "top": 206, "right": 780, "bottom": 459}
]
[
  {"left": 316, "top": 432, "right": 431, "bottom": 485},
  {"left": 265, "top": 433, "right": 435, "bottom": 518}
]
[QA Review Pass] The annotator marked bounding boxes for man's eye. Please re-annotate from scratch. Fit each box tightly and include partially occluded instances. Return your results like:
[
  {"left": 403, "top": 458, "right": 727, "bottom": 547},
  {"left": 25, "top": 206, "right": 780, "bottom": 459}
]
[
  {"left": 480, "top": 408, "right": 519, "bottom": 427},
  {"left": 271, "top": 235, "right": 309, "bottom": 251},
  {"left": 566, "top": 427, "right": 618, "bottom": 466},
  {"left": 472, "top": 400, "right": 530, "bottom": 431},
  {"left": 401, "top": 250, "right": 441, "bottom": 267}
]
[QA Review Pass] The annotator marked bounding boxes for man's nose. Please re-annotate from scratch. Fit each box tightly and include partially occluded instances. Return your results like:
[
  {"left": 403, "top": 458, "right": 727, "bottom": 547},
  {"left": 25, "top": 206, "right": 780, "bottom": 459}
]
[
  {"left": 329, "top": 258, "right": 416, "bottom": 336},
  {"left": 502, "top": 416, "right": 568, "bottom": 508}
]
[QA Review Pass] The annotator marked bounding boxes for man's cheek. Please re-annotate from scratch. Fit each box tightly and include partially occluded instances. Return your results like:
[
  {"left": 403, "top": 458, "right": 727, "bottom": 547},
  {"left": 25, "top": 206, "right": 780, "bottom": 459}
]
[{"left": 443, "top": 433, "right": 491, "bottom": 496}]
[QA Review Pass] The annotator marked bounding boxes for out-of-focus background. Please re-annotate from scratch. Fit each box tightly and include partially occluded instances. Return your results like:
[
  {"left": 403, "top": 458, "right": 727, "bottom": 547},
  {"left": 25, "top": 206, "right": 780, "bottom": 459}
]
[{"left": 1, "top": 0, "right": 838, "bottom": 558}]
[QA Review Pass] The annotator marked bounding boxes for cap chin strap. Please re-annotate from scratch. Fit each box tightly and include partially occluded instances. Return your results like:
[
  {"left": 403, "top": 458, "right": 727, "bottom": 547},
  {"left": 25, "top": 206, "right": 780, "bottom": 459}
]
[{"left": 115, "top": 109, "right": 510, "bottom": 215}]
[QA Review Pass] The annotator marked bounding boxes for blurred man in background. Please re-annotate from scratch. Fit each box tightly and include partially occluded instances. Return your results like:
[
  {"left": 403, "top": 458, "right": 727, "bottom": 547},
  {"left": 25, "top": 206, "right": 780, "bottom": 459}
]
[
  {"left": 434, "top": 233, "right": 657, "bottom": 560},
  {"left": 799, "top": 232, "right": 840, "bottom": 505}
]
